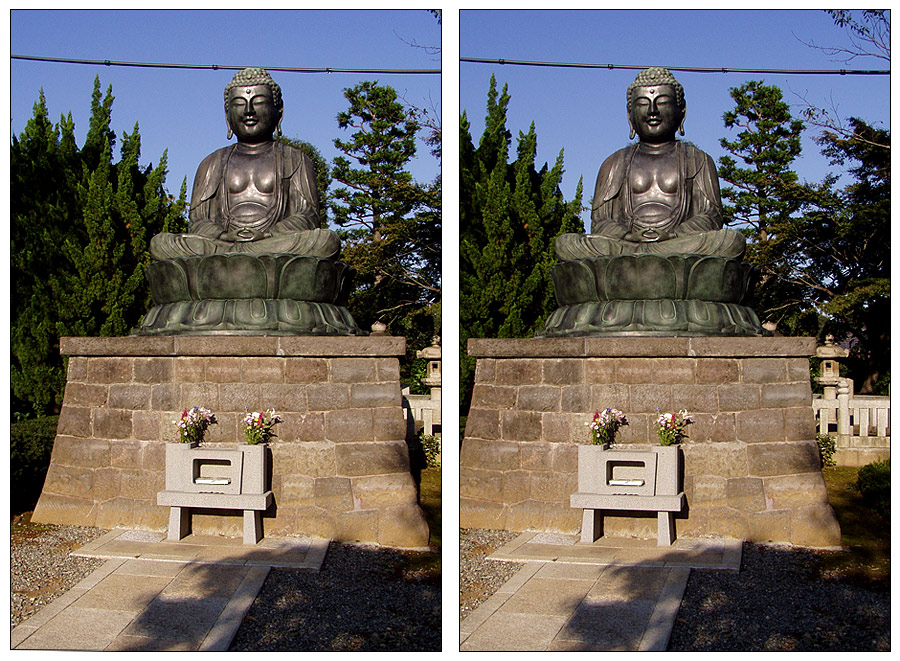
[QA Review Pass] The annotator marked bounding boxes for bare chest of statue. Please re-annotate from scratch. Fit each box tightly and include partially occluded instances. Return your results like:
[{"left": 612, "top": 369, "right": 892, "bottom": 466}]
[
  {"left": 628, "top": 146, "right": 680, "bottom": 229},
  {"left": 225, "top": 146, "right": 278, "bottom": 225}
]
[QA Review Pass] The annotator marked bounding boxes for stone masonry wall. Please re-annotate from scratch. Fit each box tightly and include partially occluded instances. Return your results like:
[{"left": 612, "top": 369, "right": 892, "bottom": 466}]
[
  {"left": 460, "top": 337, "right": 842, "bottom": 548},
  {"left": 33, "top": 336, "right": 430, "bottom": 548}
]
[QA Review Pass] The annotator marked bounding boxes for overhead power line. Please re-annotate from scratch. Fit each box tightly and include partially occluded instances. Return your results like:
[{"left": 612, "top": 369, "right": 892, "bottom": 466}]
[
  {"left": 461, "top": 57, "right": 889, "bottom": 76},
  {"left": 11, "top": 54, "right": 440, "bottom": 75}
]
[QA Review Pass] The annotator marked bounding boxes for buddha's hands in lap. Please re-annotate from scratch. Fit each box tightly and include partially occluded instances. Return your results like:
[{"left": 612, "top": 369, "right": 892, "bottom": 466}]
[
  {"left": 219, "top": 228, "right": 271, "bottom": 242},
  {"left": 624, "top": 228, "right": 675, "bottom": 243}
]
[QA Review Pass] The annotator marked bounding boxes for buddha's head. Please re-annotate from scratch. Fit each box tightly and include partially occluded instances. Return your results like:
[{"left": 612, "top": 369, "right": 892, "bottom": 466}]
[
  {"left": 626, "top": 67, "right": 686, "bottom": 144},
  {"left": 224, "top": 67, "right": 284, "bottom": 144}
]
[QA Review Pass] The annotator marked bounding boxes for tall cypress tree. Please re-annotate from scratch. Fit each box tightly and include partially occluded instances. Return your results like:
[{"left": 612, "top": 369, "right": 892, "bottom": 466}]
[
  {"left": 11, "top": 76, "right": 187, "bottom": 415},
  {"left": 814, "top": 118, "right": 890, "bottom": 392},
  {"left": 11, "top": 91, "right": 79, "bottom": 414},
  {"left": 459, "top": 75, "right": 583, "bottom": 414}
]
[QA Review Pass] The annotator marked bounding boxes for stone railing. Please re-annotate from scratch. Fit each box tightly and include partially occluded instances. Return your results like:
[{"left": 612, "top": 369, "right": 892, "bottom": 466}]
[
  {"left": 813, "top": 381, "right": 890, "bottom": 467},
  {"left": 402, "top": 390, "right": 442, "bottom": 437}
]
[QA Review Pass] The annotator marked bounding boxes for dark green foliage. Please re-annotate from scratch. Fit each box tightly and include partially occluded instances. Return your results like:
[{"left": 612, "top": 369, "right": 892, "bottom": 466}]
[
  {"left": 11, "top": 415, "right": 59, "bottom": 512},
  {"left": 813, "top": 119, "right": 890, "bottom": 393},
  {"left": 816, "top": 433, "right": 837, "bottom": 467},
  {"left": 330, "top": 80, "right": 441, "bottom": 368},
  {"left": 419, "top": 432, "right": 441, "bottom": 468},
  {"left": 854, "top": 459, "right": 890, "bottom": 518},
  {"left": 719, "top": 81, "right": 806, "bottom": 241},
  {"left": 718, "top": 83, "right": 889, "bottom": 393},
  {"left": 717, "top": 81, "right": 820, "bottom": 335},
  {"left": 407, "top": 357, "right": 430, "bottom": 395},
  {"left": 11, "top": 78, "right": 187, "bottom": 416},
  {"left": 459, "top": 76, "right": 584, "bottom": 414}
]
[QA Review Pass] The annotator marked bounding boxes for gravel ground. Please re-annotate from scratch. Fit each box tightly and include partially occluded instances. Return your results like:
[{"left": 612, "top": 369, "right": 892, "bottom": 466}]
[
  {"left": 12, "top": 520, "right": 889, "bottom": 652},
  {"left": 230, "top": 541, "right": 441, "bottom": 651},
  {"left": 459, "top": 528, "right": 522, "bottom": 621},
  {"left": 669, "top": 542, "right": 890, "bottom": 651},
  {"left": 458, "top": 528, "right": 890, "bottom": 652},
  {"left": 10, "top": 518, "right": 440, "bottom": 651},
  {"left": 10, "top": 516, "right": 108, "bottom": 628}
]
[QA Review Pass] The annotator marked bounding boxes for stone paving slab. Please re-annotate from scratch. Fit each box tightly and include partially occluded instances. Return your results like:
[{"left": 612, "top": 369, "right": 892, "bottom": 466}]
[
  {"left": 12, "top": 528, "right": 329, "bottom": 651},
  {"left": 488, "top": 531, "right": 743, "bottom": 570},
  {"left": 73, "top": 527, "right": 328, "bottom": 569},
  {"left": 461, "top": 532, "right": 736, "bottom": 651}
]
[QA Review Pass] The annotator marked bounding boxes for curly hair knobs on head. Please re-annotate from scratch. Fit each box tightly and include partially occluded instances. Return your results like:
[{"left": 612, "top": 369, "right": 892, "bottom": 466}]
[
  {"left": 626, "top": 67, "right": 685, "bottom": 113},
  {"left": 224, "top": 67, "right": 283, "bottom": 110}
]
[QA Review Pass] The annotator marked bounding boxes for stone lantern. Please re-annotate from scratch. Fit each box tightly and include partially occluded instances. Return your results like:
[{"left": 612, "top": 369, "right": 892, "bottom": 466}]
[
  {"left": 816, "top": 335, "right": 851, "bottom": 398},
  {"left": 417, "top": 336, "right": 442, "bottom": 395}
]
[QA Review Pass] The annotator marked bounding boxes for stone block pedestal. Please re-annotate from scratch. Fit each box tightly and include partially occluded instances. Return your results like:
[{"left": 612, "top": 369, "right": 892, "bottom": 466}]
[
  {"left": 32, "top": 335, "right": 429, "bottom": 548},
  {"left": 460, "top": 336, "right": 842, "bottom": 548}
]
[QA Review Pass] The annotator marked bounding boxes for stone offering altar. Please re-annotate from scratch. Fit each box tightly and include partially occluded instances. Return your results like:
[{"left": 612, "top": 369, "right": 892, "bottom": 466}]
[
  {"left": 570, "top": 444, "right": 685, "bottom": 546},
  {"left": 158, "top": 442, "right": 273, "bottom": 545},
  {"left": 135, "top": 67, "right": 358, "bottom": 336},
  {"left": 541, "top": 67, "right": 762, "bottom": 337}
]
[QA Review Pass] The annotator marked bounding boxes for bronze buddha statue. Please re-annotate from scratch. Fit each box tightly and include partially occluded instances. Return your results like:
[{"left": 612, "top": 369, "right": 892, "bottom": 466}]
[
  {"left": 555, "top": 67, "right": 745, "bottom": 261},
  {"left": 136, "top": 68, "right": 359, "bottom": 336},
  {"left": 150, "top": 67, "right": 339, "bottom": 260},
  {"left": 540, "top": 67, "right": 764, "bottom": 337}
]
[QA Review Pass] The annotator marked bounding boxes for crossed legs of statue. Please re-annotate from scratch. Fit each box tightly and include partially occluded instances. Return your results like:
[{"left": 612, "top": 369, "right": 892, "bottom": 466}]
[
  {"left": 149, "top": 227, "right": 341, "bottom": 261},
  {"left": 554, "top": 229, "right": 746, "bottom": 261}
]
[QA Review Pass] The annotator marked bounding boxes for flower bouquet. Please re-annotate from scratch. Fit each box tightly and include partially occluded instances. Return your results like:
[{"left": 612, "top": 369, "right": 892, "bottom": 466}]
[
  {"left": 655, "top": 409, "right": 693, "bottom": 446},
  {"left": 176, "top": 406, "right": 217, "bottom": 444},
  {"left": 587, "top": 408, "right": 628, "bottom": 446},
  {"left": 242, "top": 408, "right": 282, "bottom": 445}
]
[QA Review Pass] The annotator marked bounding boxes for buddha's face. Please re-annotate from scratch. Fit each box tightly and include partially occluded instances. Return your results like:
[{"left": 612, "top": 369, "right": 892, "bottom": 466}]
[
  {"left": 629, "top": 84, "right": 683, "bottom": 144},
  {"left": 227, "top": 84, "right": 281, "bottom": 144}
]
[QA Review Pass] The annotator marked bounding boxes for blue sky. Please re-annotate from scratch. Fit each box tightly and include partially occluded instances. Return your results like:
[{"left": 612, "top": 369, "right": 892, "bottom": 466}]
[
  {"left": 11, "top": 9, "right": 442, "bottom": 200},
  {"left": 460, "top": 9, "right": 890, "bottom": 231}
]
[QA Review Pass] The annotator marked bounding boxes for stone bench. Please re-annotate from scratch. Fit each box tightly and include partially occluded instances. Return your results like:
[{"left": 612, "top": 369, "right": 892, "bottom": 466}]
[
  {"left": 157, "top": 490, "right": 273, "bottom": 545},
  {"left": 570, "top": 491, "right": 685, "bottom": 546},
  {"left": 157, "top": 444, "right": 272, "bottom": 545}
]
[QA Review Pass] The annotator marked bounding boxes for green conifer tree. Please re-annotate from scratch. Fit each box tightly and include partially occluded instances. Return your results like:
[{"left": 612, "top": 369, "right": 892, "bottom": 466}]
[
  {"left": 459, "top": 76, "right": 583, "bottom": 414},
  {"left": 330, "top": 81, "right": 441, "bottom": 349},
  {"left": 11, "top": 77, "right": 187, "bottom": 415},
  {"left": 717, "top": 80, "right": 824, "bottom": 334},
  {"left": 719, "top": 82, "right": 890, "bottom": 392}
]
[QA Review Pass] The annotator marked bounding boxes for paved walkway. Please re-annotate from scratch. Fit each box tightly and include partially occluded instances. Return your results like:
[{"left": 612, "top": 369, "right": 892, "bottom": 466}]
[
  {"left": 11, "top": 529, "right": 328, "bottom": 651},
  {"left": 460, "top": 532, "right": 742, "bottom": 651}
]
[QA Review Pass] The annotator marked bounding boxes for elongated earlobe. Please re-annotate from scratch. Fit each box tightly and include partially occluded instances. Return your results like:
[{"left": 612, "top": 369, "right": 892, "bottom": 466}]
[
  {"left": 679, "top": 120, "right": 685, "bottom": 137},
  {"left": 276, "top": 118, "right": 283, "bottom": 138}
]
